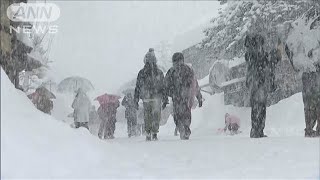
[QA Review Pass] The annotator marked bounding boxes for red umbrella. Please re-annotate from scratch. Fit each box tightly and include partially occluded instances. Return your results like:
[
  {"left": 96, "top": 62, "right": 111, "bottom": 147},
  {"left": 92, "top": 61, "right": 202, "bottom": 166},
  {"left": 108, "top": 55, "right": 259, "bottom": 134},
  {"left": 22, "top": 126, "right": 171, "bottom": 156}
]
[{"left": 95, "top": 93, "right": 121, "bottom": 105}]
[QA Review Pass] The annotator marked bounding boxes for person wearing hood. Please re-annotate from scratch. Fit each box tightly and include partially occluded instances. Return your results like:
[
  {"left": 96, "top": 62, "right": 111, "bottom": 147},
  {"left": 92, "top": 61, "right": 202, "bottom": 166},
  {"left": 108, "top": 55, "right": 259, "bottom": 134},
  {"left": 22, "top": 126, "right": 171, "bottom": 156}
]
[
  {"left": 164, "top": 52, "right": 203, "bottom": 140},
  {"left": 71, "top": 88, "right": 91, "bottom": 129},
  {"left": 134, "top": 49, "right": 168, "bottom": 141}
]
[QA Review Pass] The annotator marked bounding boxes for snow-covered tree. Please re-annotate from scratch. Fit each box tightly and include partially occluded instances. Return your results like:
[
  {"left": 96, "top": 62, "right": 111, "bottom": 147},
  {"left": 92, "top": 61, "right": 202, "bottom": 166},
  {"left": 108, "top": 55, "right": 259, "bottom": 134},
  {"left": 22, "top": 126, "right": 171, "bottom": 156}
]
[
  {"left": 201, "top": 0, "right": 320, "bottom": 60},
  {"left": 20, "top": 24, "right": 55, "bottom": 93},
  {"left": 286, "top": 6, "right": 320, "bottom": 72}
]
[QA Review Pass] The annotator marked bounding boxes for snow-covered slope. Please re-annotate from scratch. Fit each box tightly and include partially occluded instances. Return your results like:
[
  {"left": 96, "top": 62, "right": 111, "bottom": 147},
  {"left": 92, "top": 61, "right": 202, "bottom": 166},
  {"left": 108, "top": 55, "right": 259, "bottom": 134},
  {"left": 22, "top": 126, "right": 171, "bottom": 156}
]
[
  {"left": 1, "top": 69, "right": 106, "bottom": 178},
  {"left": 1, "top": 68, "right": 319, "bottom": 179}
]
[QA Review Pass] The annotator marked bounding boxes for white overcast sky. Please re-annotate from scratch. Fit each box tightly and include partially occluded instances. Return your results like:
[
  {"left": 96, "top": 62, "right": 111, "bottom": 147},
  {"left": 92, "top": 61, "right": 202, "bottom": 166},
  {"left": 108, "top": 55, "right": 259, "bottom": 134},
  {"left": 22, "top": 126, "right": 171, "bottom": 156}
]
[{"left": 49, "top": 1, "right": 221, "bottom": 94}]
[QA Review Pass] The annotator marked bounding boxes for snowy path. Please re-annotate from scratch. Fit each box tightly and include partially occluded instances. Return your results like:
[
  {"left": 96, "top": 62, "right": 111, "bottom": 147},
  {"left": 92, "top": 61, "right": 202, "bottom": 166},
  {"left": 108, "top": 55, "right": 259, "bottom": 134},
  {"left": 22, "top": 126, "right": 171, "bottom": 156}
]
[
  {"left": 1, "top": 69, "right": 319, "bottom": 179},
  {"left": 81, "top": 135, "right": 318, "bottom": 179}
]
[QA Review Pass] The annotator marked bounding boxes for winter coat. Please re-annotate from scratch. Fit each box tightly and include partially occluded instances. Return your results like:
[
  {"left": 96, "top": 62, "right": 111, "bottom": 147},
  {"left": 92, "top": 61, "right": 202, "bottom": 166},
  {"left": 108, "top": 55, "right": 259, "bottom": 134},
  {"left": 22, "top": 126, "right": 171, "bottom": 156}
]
[
  {"left": 245, "top": 46, "right": 270, "bottom": 104},
  {"left": 31, "top": 93, "right": 53, "bottom": 114},
  {"left": 165, "top": 63, "right": 202, "bottom": 108},
  {"left": 121, "top": 95, "right": 137, "bottom": 119},
  {"left": 72, "top": 90, "right": 91, "bottom": 123},
  {"left": 37, "top": 96, "right": 53, "bottom": 114},
  {"left": 134, "top": 63, "right": 167, "bottom": 103}
]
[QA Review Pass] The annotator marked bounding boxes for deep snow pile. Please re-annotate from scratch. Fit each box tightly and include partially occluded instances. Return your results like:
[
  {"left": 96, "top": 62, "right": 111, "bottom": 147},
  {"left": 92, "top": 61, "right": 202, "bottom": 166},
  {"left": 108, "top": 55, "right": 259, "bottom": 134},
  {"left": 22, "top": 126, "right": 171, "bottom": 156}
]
[{"left": 1, "top": 68, "right": 319, "bottom": 179}]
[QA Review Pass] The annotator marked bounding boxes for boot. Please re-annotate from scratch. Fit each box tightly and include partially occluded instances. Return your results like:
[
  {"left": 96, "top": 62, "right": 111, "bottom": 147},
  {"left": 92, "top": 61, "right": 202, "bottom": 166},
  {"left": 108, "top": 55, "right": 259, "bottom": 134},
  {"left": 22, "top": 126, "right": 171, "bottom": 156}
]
[
  {"left": 146, "top": 133, "right": 151, "bottom": 141},
  {"left": 260, "top": 134, "right": 268, "bottom": 138},
  {"left": 83, "top": 123, "right": 89, "bottom": 130},
  {"left": 250, "top": 129, "right": 260, "bottom": 138},
  {"left": 74, "top": 122, "right": 80, "bottom": 128},
  {"left": 181, "top": 135, "right": 189, "bottom": 140},
  {"left": 152, "top": 134, "right": 158, "bottom": 141},
  {"left": 180, "top": 132, "right": 189, "bottom": 140},
  {"left": 259, "top": 131, "right": 267, "bottom": 138},
  {"left": 305, "top": 130, "right": 317, "bottom": 137}
]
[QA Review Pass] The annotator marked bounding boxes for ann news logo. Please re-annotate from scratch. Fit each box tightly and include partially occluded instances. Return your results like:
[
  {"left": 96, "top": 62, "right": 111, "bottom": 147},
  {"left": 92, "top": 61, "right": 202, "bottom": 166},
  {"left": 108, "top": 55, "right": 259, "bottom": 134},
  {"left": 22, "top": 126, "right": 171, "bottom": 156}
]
[{"left": 7, "top": 2, "right": 60, "bottom": 34}]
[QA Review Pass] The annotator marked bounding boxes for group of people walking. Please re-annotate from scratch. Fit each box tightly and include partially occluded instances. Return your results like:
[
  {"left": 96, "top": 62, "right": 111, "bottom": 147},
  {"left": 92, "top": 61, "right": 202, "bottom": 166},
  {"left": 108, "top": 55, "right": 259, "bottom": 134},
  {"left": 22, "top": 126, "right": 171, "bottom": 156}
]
[
  {"left": 50, "top": 33, "right": 320, "bottom": 140},
  {"left": 69, "top": 48, "right": 203, "bottom": 141},
  {"left": 71, "top": 89, "right": 121, "bottom": 139},
  {"left": 133, "top": 49, "right": 203, "bottom": 141}
]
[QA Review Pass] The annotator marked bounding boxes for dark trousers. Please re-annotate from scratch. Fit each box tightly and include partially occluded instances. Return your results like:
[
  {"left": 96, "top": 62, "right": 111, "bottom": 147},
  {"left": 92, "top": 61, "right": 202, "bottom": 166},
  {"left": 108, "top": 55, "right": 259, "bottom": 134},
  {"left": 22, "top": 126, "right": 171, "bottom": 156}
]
[
  {"left": 173, "top": 100, "right": 192, "bottom": 139},
  {"left": 304, "top": 101, "right": 320, "bottom": 135},
  {"left": 127, "top": 117, "right": 137, "bottom": 136},
  {"left": 98, "top": 117, "right": 116, "bottom": 138},
  {"left": 143, "top": 100, "right": 161, "bottom": 135},
  {"left": 302, "top": 71, "right": 320, "bottom": 135},
  {"left": 250, "top": 101, "right": 266, "bottom": 138}
]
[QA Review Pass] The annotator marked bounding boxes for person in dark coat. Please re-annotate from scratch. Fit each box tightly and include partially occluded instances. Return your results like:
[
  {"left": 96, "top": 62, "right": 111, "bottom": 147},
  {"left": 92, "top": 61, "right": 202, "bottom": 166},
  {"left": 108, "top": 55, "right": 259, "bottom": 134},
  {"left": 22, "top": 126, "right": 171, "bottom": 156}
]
[
  {"left": 29, "top": 87, "right": 54, "bottom": 115},
  {"left": 134, "top": 49, "right": 168, "bottom": 141},
  {"left": 245, "top": 34, "right": 276, "bottom": 138},
  {"left": 164, "top": 52, "right": 203, "bottom": 140},
  {"left": 97, "top": 100, "right": 120, "bottom": 139},
  {"left": 33, "top": 94, "right": 53, "bottom": 115},
  {"left": 122, "top": 93, "right": 138, "bottom": 137}
]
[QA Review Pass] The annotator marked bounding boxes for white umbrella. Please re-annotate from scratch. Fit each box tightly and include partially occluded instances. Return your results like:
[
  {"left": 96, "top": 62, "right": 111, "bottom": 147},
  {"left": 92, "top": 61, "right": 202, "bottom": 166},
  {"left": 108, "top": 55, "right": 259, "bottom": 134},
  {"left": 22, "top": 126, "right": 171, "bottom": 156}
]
[{"left": 57, "top": 76, "right": 94, "bottom": 93}]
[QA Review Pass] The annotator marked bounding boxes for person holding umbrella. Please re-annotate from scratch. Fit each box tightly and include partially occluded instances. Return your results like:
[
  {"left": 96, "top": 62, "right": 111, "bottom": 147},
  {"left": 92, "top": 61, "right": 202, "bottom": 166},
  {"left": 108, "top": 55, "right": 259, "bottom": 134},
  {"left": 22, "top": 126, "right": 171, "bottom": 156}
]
[
  {"left": 71, "top": 88, "right": 91, "bottom": 129},
  {"left": 96, "top": 93, "right": 121, "bottom": 139}
]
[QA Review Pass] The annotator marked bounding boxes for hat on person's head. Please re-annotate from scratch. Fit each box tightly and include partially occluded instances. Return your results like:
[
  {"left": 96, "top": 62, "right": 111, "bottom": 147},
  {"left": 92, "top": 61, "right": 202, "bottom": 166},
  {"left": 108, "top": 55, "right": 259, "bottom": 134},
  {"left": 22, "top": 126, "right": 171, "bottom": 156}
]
[
  {"left": 172, "top": 52, "right": 184, "bottom": 63},
  {"left": 144, "top": 48, "right": 156, "bottom": 64},
  {"left": 145, "top": 51, "right": 157, "bottom": 64}
]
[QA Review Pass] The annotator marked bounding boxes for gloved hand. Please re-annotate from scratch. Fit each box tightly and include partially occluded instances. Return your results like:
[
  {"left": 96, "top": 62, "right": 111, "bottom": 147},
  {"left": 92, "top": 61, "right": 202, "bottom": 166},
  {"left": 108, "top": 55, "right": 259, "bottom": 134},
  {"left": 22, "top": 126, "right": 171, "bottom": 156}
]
[
  {"left": 162, "top": 102, "right": 168, "bottom": 110},
  {"left": 198, "top": 99, "right": 203, "bottom": 108}
]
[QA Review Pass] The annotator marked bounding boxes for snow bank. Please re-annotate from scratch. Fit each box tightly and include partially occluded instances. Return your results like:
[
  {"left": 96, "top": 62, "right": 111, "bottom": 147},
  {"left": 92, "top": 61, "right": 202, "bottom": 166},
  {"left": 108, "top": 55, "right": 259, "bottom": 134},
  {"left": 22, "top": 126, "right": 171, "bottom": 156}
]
[{"left": 1, "top": 69, "right": 107, "bottom": 178}]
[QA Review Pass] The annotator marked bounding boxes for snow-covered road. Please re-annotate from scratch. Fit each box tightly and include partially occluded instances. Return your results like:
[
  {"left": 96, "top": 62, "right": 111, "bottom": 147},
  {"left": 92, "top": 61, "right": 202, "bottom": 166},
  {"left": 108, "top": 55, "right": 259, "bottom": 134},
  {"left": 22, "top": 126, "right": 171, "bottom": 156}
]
[{"left": 1, "top": 69, "right": 319, "bottom": 179}]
